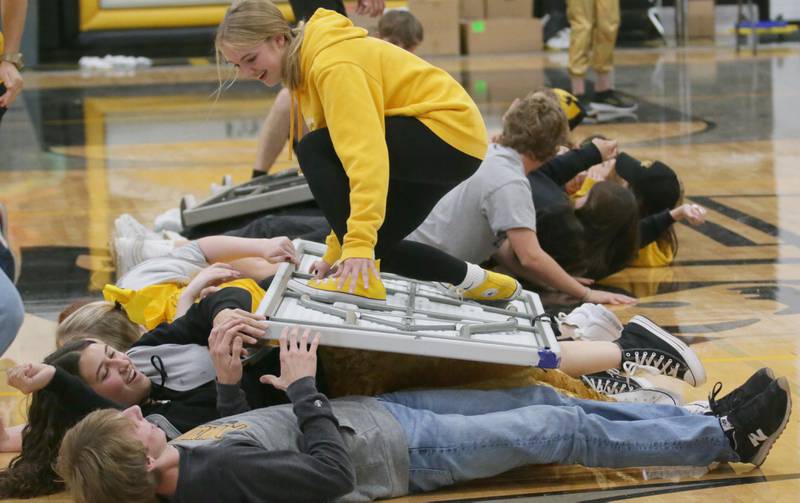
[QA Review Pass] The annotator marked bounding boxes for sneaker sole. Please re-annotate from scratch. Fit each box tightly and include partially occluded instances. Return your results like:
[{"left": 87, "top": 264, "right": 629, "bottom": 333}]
[
  {"left": 287, "top": 278, "right": 387, "bottom": 305},
  {"left": 751, "top": 377, "right": 792, "bottom": 467},
  {"left": 628, "top": 315, "right": 707, "bottom": 386},
  {"left": 589, "top": 102, "right": 639, "bottom": 113}
]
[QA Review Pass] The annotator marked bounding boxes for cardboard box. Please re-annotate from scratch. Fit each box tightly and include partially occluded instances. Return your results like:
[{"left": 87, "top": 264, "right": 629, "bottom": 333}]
[
  {"left": 462, "top": 18, "right": 542, "bottom": 54},
  {"left": 486, "top": 0, "right": 532, "bottom": 19},
  {"left": 687, "top": 0, "right": 715, "bottom": 39},
  {"left": 460, "top": 0, "right": 485, "bottom": 20},
  {"left": 466, "top": 68, "right": 545, "bottom": 105},
  {"left": 409, "top": 0, "right": 461, "bottom": 56},
  {"left": 347, "top": 10, "right": 380, "bottom": 35}
]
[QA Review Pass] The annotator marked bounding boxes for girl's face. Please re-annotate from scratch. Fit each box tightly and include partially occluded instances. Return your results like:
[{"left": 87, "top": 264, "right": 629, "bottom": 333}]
[
  {"left": 220, "top": 36, "right": 287, "bottom": 87},
  {"left": 78, "top": 343, "right": 150, "bottom": 406}
]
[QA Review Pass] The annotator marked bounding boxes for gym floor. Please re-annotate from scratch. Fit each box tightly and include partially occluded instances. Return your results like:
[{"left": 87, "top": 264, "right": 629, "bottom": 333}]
[{"left": 1, "top": 43, "right": 799, "bottom": 501}]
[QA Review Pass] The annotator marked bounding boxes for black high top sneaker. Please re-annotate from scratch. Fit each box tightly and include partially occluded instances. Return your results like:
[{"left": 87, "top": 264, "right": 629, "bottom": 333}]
[
  {"left": 719, "top": 377, "right": 791, "bottom": 466},
  {"left": 617, "top": 315, "right": 706, "bottom": 386},
  {"left": 582, "top": 369, "right": 681, "bottom": 405},
  {"left": 708, "top": 368, "right": 776, "bottom": 417}
]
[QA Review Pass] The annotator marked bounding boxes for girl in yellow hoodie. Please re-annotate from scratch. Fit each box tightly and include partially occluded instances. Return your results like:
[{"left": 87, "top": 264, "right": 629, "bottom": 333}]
[{"left": 215, "top": 1, "right": 521, "bottom": 303}]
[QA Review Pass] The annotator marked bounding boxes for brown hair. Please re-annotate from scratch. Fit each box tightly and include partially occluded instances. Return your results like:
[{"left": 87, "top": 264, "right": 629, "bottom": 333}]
[
  {"left": 575, "top": 181, "right": 640, "bottom": 278},
  {"left": 378, "top": 10, "right": 424, "bottom": 50},
  {"left": 215, "top": 0, "right": 306, "bottom": 94},
  {"left": 498, "top": 90, "right": 569, "bottom": 162},
  {"left": 56, "top": 409, "right": 157, "bottom": 503},
  {"left": 56, "top": 301, "right": 140, "bottom": 350}
]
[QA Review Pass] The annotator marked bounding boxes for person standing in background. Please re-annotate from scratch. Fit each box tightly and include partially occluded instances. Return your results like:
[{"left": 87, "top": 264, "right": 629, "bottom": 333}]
[{"left": 566, "top": 0, "right": 637, "bottom": 113}]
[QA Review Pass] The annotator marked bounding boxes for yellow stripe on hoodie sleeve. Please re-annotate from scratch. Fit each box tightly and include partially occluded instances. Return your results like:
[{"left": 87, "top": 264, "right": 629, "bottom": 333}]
[{"left": 313, "top": 62, "right": 389, "bottom": 261}]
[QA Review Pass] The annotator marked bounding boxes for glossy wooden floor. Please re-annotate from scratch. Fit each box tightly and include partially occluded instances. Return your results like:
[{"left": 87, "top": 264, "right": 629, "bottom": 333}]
[{"left": 2, "top": 42, "right": 800, "bottom": 501}]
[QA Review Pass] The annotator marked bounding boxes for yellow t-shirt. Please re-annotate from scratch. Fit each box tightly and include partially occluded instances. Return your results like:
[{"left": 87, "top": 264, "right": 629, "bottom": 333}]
[{"left": 103, "top": 279, "right": 266, "bottom": 330}]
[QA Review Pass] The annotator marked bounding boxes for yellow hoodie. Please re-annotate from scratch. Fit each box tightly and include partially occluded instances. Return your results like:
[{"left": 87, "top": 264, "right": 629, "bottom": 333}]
[{"left": 295, "top": 9, "right": 488, "bottom": 265}]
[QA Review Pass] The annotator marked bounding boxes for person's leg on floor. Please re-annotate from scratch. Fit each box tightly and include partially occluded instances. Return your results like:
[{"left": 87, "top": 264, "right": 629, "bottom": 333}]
[
  {"left": 379, "top": 384, "right": 693, "bottom": 421},
  {"left": 379, "top": 396, "right": 736, "bottom": 493},
  {"left": 225, "top": 214, "right": 330, "bottom": 240}
]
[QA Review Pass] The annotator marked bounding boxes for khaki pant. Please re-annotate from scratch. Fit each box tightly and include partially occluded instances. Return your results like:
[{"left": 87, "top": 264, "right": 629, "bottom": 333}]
[{"left": 567, "top": 0, "right": 620, "bottom": 77}]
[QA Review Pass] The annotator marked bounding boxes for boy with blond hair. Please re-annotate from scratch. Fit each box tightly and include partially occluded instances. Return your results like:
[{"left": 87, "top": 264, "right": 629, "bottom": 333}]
[{"left": 408, "top": 90, "right": 633, "bottom": 304}]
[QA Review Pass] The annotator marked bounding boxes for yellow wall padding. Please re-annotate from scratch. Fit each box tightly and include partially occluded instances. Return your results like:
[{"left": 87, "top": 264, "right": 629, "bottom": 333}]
[
  {"left": 79, "top": 0, "right": 294, "bottom": 31},
  {"left": 79, "top": 1, "right": 407, "bottom": 32}
]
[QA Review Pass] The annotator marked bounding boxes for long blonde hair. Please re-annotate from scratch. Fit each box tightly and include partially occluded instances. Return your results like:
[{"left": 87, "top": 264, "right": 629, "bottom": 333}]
[
  {"left": 56, "top": 301, "right": 141, "bottom": 351},
  {"left": 215, "top": 0, "right": 306, "bottom": 95}
]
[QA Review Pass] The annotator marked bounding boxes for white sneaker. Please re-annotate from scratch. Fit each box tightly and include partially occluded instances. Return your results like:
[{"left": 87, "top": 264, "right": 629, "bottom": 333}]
[
  {"left": 546, "top": 27, "right": 571, "bottom": 51},
  {"left": 153, "top": 207, "right": 184, "bottom": 233},
  {"left": 613, "top": 387, "right": 682, "bottom": 406},
  {"left": 115, "top": 213, "right": 162, "bottom": 240},
  {"left": 557, "top": 303, "right": 623, "bottom": 341},
  {"left": 114, "top": 237, "right": 176, "bottom": 278},
  {"left": 683, "top": 400, "right": 712, "bottom": 415}
]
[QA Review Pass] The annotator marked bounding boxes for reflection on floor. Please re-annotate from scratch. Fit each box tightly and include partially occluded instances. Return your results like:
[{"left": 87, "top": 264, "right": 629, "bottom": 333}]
[{"left": 2, "top": 44, "right": 800, "bottom": 501}]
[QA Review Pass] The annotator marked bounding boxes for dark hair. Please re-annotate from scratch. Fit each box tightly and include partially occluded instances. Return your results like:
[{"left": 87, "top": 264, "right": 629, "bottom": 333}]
[
  {"left": 536, "top": 204, "right": 589, "bottom": 277},
  {"left": 575, "top": 182, "right": 640, "bottom": 279},
  {"left": 0, "top": 340, "right": 95, "bottom": 497},
  {"left": 377, "top": 10, "right": 423, "bottom": 50}
]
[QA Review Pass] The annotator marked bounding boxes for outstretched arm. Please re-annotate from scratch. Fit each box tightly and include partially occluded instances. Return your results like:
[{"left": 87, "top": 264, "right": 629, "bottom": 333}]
[
  {"left": 180, "top": 327, "right": 355, "bottom": 503},
  {"left": 499, "top": 229, "right": 635, "bottom": 305},
  {"left": 196, "top": 235, "right": 298, "bottom": 266}
]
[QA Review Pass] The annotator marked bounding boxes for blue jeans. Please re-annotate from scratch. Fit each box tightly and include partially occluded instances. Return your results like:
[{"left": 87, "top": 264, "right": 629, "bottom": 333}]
[
  {"left": 377, "top": 386, "right": 738, "bottom": 493},
  {"left": 0, "top": 267, "right": 23, "bottom": 356}
]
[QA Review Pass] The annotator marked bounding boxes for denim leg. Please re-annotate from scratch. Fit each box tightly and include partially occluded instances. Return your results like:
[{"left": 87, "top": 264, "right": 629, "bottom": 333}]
[
  {"left": 380, "top": 400, "right": 738, "bottom": 494},
  {"left": 379, "top": 385, "right": 693, "bottom": 421},
  {"left": 0, "top": 270, "right": 23, "bottom": 356}
]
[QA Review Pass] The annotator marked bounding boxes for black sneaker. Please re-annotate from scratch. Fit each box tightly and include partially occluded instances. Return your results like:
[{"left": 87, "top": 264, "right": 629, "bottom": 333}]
[
  {"left": 617, "top": 315, "right": 706, "bottom": 386},
  {"left": 719, "top": 377, "right": 791, "bottom": 466},
  {"left": 708, "top": 368, "right": 775, "bottom": 417},
  {"left": 589, "top": 89, "right": 638, "bottom": 113},
  {"left": 582, "top": 369, "right": 648, "bottom": 395}
]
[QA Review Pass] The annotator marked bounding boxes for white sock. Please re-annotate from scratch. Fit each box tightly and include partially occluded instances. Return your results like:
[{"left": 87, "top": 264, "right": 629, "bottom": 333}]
[{"left": 456, "top": 262, "right": 486, "bottom": 290}]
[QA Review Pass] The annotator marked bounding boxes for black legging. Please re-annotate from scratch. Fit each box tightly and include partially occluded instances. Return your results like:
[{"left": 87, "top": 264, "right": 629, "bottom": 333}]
[{"left": 295, "top": 117, "right": 482, "bottom": 284}]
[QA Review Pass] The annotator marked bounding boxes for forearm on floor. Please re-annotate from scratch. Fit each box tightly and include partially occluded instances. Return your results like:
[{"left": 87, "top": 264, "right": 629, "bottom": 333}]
[{"left": 511, "top": 248, "right": 587, "bottom": 298}]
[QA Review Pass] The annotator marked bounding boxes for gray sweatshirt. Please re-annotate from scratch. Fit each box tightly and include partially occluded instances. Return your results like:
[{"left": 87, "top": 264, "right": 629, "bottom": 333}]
[{"left": 171, "top": 377, "right": 410, "bottom": 502}]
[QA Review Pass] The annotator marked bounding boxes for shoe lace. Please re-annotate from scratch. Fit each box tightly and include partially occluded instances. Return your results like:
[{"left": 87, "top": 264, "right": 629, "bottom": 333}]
[
  {"left": 628, "top": 351, "right": 682, "bottom": 378},
  {"left": 707, "top": 381, "right": 724, "bottom": 414},
  {"left": 583, "top": 370, "right": 636, "bottom": 395}
]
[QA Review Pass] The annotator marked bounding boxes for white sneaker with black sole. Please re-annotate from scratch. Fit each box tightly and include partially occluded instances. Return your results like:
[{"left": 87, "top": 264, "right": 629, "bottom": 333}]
[{"left": 617, "top": 315, "right": 706, "bottom": 386}]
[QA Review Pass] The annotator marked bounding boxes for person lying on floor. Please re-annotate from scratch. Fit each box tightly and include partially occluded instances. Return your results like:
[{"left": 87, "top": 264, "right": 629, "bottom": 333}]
[
  {"left": 0, "top": 302, "right": 705, "bottom": 497},
  {"left": 111, "top": 230, "right": 298, "bottom": 324},
  {"left": 408, "top": 89, "right": 635, "bottom": 305},
  {"left": 55, "top": 326, "right": 791, "bottom": 503},
  {"left": 523, "top": 136, "right": 706, "bottom": 278},
  {"left": 0, "top": 288, "right": 325, "bottom": 498}
]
